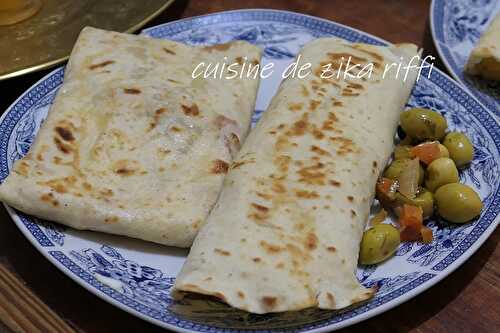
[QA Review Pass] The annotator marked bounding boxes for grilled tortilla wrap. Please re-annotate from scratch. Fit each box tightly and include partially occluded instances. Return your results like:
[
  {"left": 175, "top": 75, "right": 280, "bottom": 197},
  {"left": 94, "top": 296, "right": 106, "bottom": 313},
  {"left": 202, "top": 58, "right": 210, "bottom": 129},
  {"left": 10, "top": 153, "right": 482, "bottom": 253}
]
[
  {"left": 0, "top": 27, "right": 261, "bottom": 247},
  {"left": 465, "top": 13, "right": 500, "bottom": 81},
  {"left": 172, "top": 38, "right": 419, "bottom": 313}
]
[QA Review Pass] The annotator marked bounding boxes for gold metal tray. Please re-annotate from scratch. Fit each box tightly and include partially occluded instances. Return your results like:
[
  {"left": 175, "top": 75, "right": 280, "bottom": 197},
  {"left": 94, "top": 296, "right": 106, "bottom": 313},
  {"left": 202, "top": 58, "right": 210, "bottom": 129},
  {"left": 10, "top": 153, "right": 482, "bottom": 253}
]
[{"left": 0, "top": 0, "right": 175, "bottom": 81}]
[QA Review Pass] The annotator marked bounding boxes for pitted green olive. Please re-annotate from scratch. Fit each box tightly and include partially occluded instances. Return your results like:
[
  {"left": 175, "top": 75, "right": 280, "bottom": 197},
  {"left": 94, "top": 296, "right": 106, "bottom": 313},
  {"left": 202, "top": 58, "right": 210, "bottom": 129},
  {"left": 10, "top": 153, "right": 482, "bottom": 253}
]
[
  {"left": 394, "top": 190, "right": 434, "bottom": 218},
  {"left": 400, "top": 108, "right": 448, "bottom": 141},
  {"left": 438, "top": 143, "right": 450, "bottom": 158},
  {"left": 443, "top": 132, "right": 474, "bottom": 167},
  {"left": 425, "top": 157, "right": 459, "bottom": 192},
  {"left": 359, "top": 224, "right": 400, "bottom": 265},
  {"left": 435, "top": 183, "right": 482, "bottom": 223},
  {"left": 412, "top": 190, "right": 434, "bottom": 218},
  {"left": 394, "top": 145, "right": 412, "bottom": 160}
]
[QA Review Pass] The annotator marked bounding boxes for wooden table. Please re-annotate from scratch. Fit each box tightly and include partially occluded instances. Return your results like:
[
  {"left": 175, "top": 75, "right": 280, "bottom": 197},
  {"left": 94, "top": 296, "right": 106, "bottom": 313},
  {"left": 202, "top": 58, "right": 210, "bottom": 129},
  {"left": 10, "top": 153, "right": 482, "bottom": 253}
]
[{"left": 0, "top": 0, "right": 498, "bottom": 332}]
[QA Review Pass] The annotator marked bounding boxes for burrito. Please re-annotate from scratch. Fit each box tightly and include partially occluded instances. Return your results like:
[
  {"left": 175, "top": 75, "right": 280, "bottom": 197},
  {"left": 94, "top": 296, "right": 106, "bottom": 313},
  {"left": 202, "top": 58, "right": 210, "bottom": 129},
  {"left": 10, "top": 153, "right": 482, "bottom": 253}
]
[
  {"left": 172, "top": 38, "right": 419, "bottom": 313},
  {"left": 0, "top": 27, "right": 261, "bottom": 247},
  {"left": 465, "top": 12, "right": 500, "bottom": 81}
]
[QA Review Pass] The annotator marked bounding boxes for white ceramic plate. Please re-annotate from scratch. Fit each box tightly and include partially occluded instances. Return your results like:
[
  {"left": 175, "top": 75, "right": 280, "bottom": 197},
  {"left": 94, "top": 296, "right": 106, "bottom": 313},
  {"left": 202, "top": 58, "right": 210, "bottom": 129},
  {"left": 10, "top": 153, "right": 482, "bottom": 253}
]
[
  {"left": 430, "top": 0, "right": 500, "bottom": 115},
  {"left": 1, "top": 9, "right": 499, "bottom": 333}
]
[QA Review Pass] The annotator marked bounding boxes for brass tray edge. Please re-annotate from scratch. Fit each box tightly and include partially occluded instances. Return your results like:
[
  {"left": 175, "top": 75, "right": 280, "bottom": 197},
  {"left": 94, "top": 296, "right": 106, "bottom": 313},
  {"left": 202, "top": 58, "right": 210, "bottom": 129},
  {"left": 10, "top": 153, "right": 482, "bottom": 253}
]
[{"left": 0, "top": 0, "right": 176, "bottom": 81}]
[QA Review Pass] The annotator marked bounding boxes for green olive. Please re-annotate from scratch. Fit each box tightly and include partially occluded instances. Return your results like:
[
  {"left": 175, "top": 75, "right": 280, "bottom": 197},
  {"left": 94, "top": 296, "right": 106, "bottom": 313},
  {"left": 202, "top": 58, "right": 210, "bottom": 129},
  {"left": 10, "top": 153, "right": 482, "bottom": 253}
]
[
  {"left": 384, "top": 158, "right": 424, "bottom": 185},
  {"left": 412, "top": 190, "right": 434, "bottom": 218},
  {"left": 394, "top": 190, "right": 434, "bottom": 218},
  {"left": 394, "top": 145, "right": 412, "bottom": 160},
  {"left": 438, "top": 144, "right": 450, "bottom": 158},
  {"left": 443, "top": 132, "right": 474, "bottom": 167},
  {"left": 359, "top": 224, "right": 400, "bottom": 265},
  {"left": 400, "top": 108, "right": 448, "bottom": 141},
  {"left": 435, "top": 183, "right": 482, "bottom": 223},
  {"left": 425, "top": 157, "right": 459, "bottom": 192}
]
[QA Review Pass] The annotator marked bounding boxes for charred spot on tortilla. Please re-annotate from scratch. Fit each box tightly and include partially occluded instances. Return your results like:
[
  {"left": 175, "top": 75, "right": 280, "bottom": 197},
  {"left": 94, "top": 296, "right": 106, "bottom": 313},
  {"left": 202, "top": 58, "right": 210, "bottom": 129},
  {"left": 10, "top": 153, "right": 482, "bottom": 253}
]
[
  {"left": 203, "top": 43, "right": 233, "bottom": 52},
  {"left": 310, "top": 145, "right": 330, "bottom": 156},
  {"left": 352, "top": 44, "right": 384, "bottom": 62},
  {"left": 40, "top": 193, "right": 59, "bottom": 206},
  {"left": 295, "top": 190, "right": 320, "bottom": 199},
  {"left": 341, "top": 90, "right": 360, "bottom": 97},
  {"left": 309, "top": 100, "right": 321, "bottom": 111},
  {"left": 301, "top": 85, "right": 310, "bottom": 97},
  {"left": 327, "top": 246, "right": 336, "bottom": 252},
  {"left": 214, "top": 248, "right": 231, "bottom": 256},
  {"left": 191, "top": 219, "right": 202, "bottom": 230},
  {"left": 261, "top": 296, "right": 278, "bottom": 309},
  {"left": 113, "top": 160, "right": 140, "bottom": 176},
  {"left": 251, "top": 203, "right": 270, "bottom": 212},
  {"left": 55, "top": 126, "right": 75, "bottom": 142},
  {"left": 288, "top": 103, "right": 303, "bottom": 111},
  {"left": 53, "top": 137, "right": 72, "bottom": 154},
  {"left": 346, "top": 82, "right": 364, "bottom": 90},
  {"left": 260, "top": 240, "right": 283, "bottom": 254},
  {"left": 211, "top": 159, "right": 229, "bottom": 174},
  {"left": 287, "top": 116, "right": 309, "bottom": 137},
  {"left": 235, "top": 56, "right": 244, "bottom": 65},
  {"left": 14, "top": 161, "right": 30, "bottom": 177},
  {"left": 347, "top": 196, "right": 354, "bottom": 202},
  {"left": 181, "top": 104, "right": 200, "bottom": 117},
  {"left": 312, "top": 128, "right": 326, "bottom": 140},
  {"left": 149, "top": 108, "right": 168, "bottom": 130},
  {"left": 104, "top": 216, "right": 119, "bottom": 224},
  {"left": 255, "top": 192, "right": 272, "bottom": 200},
  {"left": 123, "top": 88, "right": 141, "bottom": 94},
  {"left": 305, "top": 232, "right": 318, "bottom": 250},
  {"left": 88, "top": 60, "right": 115, "bottom": 70},
  {"left": 332, "top": 100, "right": 343, "bottom": 107},
  {"left": 162, "top": 47, "right": 176, "bottom": 55}
]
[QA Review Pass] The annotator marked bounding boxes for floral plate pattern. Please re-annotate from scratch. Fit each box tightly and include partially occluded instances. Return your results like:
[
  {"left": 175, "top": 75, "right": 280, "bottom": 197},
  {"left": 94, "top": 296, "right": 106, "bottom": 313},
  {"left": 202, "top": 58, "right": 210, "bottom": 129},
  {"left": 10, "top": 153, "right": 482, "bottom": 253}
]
[
  {"left": 0, "top": 9, "right": 499, "bottom": 333},
  {"left": 430, "top": 0, "right": 500, "bottom": 115}
]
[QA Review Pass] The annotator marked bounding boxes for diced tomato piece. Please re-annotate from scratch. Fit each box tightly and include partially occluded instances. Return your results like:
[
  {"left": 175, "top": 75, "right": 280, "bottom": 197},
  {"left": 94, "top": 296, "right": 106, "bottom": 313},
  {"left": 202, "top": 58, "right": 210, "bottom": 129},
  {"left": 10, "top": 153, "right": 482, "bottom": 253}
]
[
  {"left": 399, "top": 205, "right": 425, "bottom": 242},
  {"left": 399, "top": 204, "right": 423, "bottom": 228},
  {"left": 410, "top": 142, "right": 441, "bottom": 165},
  {"left": 400, "top": 225, "right": 421, "bottom": 242},
  {"left": 421, "top": 227, "right": 433, "bottom": 243}
]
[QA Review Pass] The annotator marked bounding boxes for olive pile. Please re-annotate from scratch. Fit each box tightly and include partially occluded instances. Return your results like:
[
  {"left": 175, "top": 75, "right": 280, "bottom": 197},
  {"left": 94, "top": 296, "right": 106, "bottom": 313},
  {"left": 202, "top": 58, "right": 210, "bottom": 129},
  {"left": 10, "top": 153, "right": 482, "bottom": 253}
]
[{"left": 359, "top": 108, "right": 482, "bottom": 265}]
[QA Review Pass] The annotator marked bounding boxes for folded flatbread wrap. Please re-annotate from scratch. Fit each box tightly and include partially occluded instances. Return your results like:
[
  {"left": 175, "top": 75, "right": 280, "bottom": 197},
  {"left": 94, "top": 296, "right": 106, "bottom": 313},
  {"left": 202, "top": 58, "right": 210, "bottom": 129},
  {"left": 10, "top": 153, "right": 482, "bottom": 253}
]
[
  {"left": 0, "top": 27, "right": 261, "bottom": 247},
  {"left": 465, "top": 13, "right": 500, "bottom": 81},
  {"left": 173, "top": 38, "right": 419, "bottom": 313}
]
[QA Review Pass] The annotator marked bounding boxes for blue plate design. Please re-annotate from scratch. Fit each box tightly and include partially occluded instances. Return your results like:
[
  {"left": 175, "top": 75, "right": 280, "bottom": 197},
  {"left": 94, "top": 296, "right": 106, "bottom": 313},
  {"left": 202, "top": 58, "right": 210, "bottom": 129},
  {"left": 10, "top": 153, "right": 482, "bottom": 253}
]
[
  {"left": 0, "top": 9, "right": 499, "bottom": 332},
  {"left": 430, "top": 0, "right": 500, "bottom": 115}
]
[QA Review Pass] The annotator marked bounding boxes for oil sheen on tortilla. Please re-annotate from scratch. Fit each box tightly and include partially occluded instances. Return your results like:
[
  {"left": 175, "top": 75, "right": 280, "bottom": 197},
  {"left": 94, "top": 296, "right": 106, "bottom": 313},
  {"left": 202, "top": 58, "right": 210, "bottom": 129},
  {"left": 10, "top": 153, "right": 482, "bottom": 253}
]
[
  {"left": 172, "top": 38, "right": 419, "bottom": 313},
  {"left": 0, "top": 27, "right": 261, "bottom": 247}
]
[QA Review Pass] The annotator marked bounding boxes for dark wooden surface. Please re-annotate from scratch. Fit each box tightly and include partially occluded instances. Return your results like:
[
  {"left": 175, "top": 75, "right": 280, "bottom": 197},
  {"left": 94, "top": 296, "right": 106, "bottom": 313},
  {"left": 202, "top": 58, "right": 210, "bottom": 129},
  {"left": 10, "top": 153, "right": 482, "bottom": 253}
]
[{"left": 0, "top": 1, "right": 498, "bottom": 332}]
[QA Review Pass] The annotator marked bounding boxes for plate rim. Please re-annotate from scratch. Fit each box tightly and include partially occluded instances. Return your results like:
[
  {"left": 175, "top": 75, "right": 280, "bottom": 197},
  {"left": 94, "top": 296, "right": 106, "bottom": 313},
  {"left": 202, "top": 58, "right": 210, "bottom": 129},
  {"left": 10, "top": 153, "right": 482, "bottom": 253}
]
[
  {"left": 429, "top": 0, "right": 499, "bottom": 115},
  {"left": 1, "top": 8, "right": 499, "bottom": 333}
]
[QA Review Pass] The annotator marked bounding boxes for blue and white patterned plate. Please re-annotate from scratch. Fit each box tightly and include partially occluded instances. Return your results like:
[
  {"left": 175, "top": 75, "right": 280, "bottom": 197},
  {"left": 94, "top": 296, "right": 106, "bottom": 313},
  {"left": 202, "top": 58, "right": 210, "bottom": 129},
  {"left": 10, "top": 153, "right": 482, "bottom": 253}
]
[
  {"left": 430, "top": 0, "right": 500, "bottom": 115},
  {"left": 1, "top": 9, "right": 499, "bottom": 332}
]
